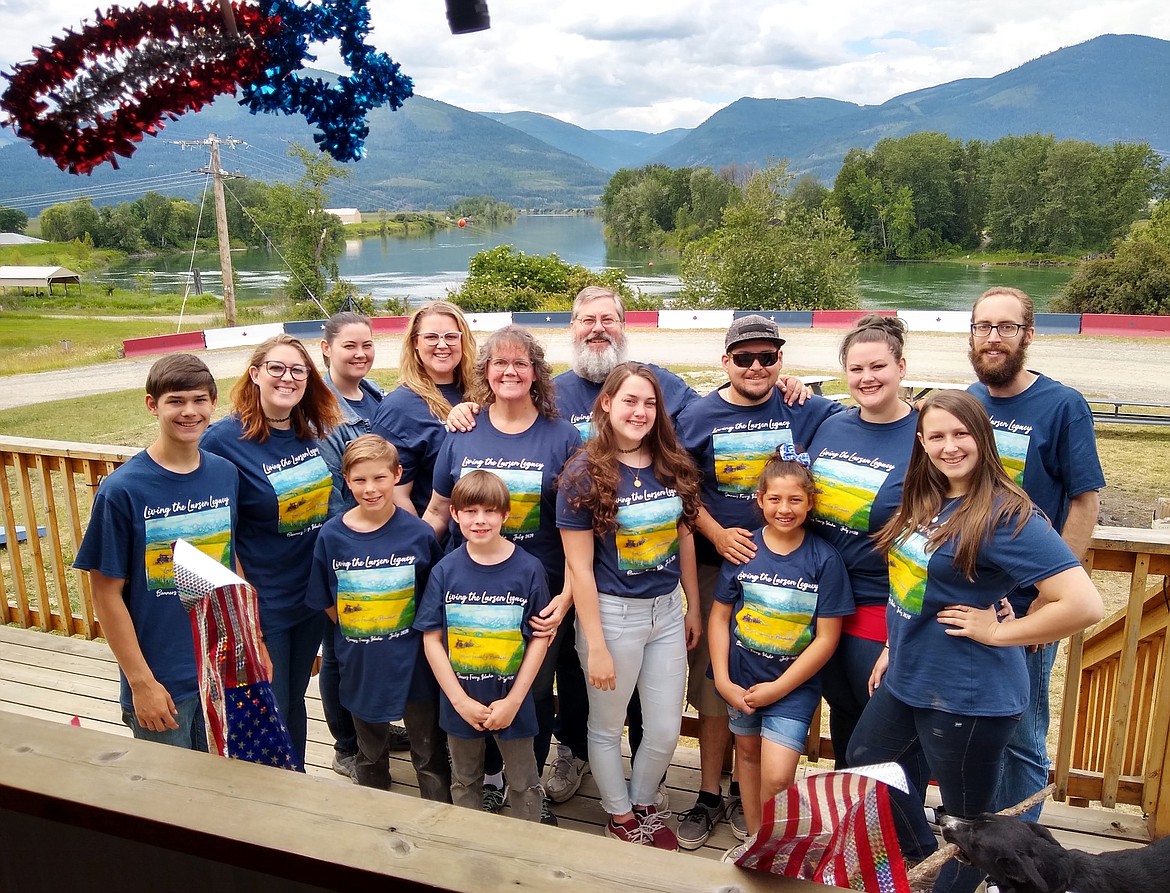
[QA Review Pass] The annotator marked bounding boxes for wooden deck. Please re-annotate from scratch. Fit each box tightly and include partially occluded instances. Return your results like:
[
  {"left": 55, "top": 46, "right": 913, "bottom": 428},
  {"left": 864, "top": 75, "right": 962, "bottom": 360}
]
[{"left": 0, "top": 622, "right": 1150, "bottom": 868}]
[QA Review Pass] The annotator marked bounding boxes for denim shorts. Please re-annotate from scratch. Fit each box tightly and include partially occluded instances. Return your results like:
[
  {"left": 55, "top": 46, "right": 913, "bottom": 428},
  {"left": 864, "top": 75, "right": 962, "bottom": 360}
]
[{"left": 727, "top": 705, "right": 810, "bottom": 753}]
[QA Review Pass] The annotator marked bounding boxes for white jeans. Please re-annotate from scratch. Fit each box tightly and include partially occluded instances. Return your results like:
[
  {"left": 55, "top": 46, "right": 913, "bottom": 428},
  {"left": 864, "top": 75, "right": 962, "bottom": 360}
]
[{"left": 576, "top": 586, "right": 687, "bottom": 815}]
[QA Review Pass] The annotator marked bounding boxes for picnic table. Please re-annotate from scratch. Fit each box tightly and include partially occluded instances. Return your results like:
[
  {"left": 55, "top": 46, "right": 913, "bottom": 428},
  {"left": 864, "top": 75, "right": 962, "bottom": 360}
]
[
  {"left": 798, "top": 374, "right": 835, "bottom": 396},
  {"left": 899, "top": 379, "right": 971, "bottom": 401}
]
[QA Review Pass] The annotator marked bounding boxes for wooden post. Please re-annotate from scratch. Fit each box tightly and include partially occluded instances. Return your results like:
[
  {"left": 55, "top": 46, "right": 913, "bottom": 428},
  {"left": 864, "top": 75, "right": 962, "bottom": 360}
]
[{"left": 208, "top": 134, "right": 237, "bottom": 328}]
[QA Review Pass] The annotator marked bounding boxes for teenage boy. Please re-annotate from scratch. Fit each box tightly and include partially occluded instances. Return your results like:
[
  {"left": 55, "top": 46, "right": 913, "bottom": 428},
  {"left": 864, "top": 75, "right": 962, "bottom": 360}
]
[
  {"left": 306, "top": 434, "right": 450, "bottom": 800},
  {"left": 74, "top": 353, "right": 238, "bottom": 750},
  {"left": 416, "top": 470, "right": 551, "bottom": 821}
]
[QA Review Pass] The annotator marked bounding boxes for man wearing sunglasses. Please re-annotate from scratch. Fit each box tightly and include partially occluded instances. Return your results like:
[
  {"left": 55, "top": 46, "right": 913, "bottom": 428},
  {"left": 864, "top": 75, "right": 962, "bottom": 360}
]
[
  {"left": 672, "top": 315, "right": 844, "bottom": 848},
  {"left": 966, "top": 286, "right": 1103, "bottom": 833}
]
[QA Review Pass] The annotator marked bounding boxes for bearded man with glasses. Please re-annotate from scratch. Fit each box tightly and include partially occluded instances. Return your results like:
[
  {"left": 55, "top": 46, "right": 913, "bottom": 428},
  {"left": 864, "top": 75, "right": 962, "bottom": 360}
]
[
  {"left": 671, "top": 314, "right": 845, "bottom": 848},
  {"left": 966, "top": 286, "right": 1104, "bottom": 832}
]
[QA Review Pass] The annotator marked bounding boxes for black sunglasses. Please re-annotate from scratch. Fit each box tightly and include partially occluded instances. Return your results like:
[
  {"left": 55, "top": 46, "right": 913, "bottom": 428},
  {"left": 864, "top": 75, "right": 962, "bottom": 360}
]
[{"left": 729, "top": 350, "right": 780, "bottom": 368}]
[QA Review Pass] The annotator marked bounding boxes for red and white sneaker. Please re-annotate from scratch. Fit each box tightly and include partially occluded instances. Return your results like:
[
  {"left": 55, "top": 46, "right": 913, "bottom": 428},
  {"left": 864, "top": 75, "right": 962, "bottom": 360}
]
[
  {"left": 633, "top": 804, "right": 680, "bottom": 851},
  {"left": 606, "top": 814, "right": 651, "bottom": 845}
]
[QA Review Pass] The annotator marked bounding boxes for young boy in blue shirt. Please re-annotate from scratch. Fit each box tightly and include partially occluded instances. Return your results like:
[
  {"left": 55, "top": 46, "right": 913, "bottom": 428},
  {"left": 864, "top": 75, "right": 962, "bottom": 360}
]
[
  {"left": 74, "top": 353, "right": 239, "bottom": 751},
  {"left": 416, "top": 470, "right": 551, "bottom": 822},
  {"left": 306, "top": 435, "right": 450, "bottom": 801}
]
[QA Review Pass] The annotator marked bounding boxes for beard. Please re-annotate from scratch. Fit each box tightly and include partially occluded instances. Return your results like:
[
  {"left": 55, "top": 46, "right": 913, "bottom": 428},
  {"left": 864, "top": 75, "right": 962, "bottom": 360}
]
[
  {"left": 572, "top": 332, "right": 628, "bottom": 383},
  {"left": 968, "top": 338, "right": 1029, "bottom": 388}
]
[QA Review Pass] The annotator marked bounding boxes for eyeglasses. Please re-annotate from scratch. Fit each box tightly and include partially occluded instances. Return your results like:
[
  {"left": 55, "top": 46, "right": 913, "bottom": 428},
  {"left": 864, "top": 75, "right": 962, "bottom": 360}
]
[
  {"left": 417, "top": 331, "right": 462, "bottom": 346},
  {"left": 970, "top": 322, "right": 1026, "bottom": 338},
  {"left": 260, "top": 361, "right": 309, "bottom": 380},
  {"left": 489, "top": 357, "right": 533, "bottom": 373},
  {"left": 574, "top": 315, "right": 622, "bottom": 329},
  {"left": 729, "top": 350, "right": 780, "bottom": 368}
]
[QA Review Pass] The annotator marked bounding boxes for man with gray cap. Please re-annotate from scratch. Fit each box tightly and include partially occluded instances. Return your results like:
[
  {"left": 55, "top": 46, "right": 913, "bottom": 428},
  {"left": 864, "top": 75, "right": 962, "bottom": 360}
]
[{"left": 672, "top": 314, "right": 844, "bottom": 848}]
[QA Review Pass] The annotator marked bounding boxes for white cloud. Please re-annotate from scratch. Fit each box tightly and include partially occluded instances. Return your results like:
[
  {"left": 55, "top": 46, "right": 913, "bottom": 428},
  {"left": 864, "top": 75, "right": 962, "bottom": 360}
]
[{"left": 1, "top": 0, "right": 1167, "bottom": 132}]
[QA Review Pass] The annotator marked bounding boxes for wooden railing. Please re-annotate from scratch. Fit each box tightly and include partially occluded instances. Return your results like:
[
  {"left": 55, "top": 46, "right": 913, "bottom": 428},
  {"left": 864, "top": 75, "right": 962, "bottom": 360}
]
[
  {"left": 0, "top": 436, "right": 138, "bottom": 638},
  {"left": 1054, "top": 527, "right": 1170, "bottom": 837},
  {"left": 4, "top": 435, "right": 1169, "bottom": 835}
]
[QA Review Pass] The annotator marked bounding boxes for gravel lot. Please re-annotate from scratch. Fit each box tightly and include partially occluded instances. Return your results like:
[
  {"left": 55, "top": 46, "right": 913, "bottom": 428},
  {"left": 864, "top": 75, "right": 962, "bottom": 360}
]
[{"left": 2, "top": 327, "right": 1166, "bottom": 411}]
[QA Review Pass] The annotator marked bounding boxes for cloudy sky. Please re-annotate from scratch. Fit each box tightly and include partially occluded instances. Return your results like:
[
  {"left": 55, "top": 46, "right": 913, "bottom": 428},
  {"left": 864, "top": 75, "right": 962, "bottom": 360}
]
[{"left": 3, "top": 1, "right": 1169, "bottom": 133}]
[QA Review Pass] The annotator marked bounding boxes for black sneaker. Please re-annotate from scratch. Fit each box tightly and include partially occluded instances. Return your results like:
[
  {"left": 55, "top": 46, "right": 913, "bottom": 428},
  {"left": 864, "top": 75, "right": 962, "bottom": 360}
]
[
  {"left": 387, "top": 723, "right": 411, "bottom": 752},
  {"left": 540, "top": 794, "right": 559, "bottom": 826},
  {"left": 482, "top": 782, "right": 508, "bottom": 813}
]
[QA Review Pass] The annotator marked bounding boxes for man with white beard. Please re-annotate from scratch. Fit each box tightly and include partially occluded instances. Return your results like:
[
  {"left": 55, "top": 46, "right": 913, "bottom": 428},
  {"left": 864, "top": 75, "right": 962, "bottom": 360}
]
[{"left": 553, "top": 285, "right": 700, "bottom": 439}]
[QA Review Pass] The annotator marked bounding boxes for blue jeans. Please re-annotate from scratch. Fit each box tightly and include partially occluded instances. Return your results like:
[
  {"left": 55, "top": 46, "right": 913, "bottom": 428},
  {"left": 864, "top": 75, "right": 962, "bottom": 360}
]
[
  {"left": 264, "top": 612, "right": 328, "bottom": 768},
  {"left": 994, "top": 642, "right": 1058, "bottom": 821},
  {"left": 820, "top": 632, "right": 886, "bottom": 769},
  {"left": 847, "top": 685, "right": 1019, "bottom": 893},
  {"left": 122, "top": 694, "right": 208, "bottom": 752},
  {"left": 576, "top": 587, "right": 686, "bottom": 816},
  {"left": 319, "top": 624, "right": 357, "bottom": 756}
]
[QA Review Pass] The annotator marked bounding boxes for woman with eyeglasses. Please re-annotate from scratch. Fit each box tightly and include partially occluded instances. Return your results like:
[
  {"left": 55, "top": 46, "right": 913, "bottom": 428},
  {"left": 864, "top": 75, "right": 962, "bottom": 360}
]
[
  {"left": 202, "top": 334, "right": 342, "bottom": 766},
  {"left": 371, "top": 301, "right": 476, "bottom": 516},
  {"left": 805, "top": 314, "right": 919, "bottom": 769},
  {"left": 421, "top": 325, "right": 582, "bottom": 824}
]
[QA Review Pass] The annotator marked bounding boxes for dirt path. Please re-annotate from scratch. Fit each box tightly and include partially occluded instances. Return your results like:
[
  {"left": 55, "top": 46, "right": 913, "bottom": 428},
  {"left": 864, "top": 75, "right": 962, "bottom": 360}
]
[{"left": 1, "top": 328, "right": 1166, "bottom": 412}]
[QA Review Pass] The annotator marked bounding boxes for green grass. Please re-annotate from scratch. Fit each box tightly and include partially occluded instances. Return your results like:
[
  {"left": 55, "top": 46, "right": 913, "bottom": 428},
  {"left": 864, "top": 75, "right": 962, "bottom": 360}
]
[
  {"left": 0, "top": 314, "right": 208, "bottom": 376},
  {"left": 0, "top": 241, "right": 123, "bottom": 273}
]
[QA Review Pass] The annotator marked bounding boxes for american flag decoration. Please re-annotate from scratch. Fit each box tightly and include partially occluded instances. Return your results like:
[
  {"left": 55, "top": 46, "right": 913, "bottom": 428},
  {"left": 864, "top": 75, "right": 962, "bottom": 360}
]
[
  {"left": 732, "top": 763, "right": 912, "bottom": 892},
  {"left": 173, "top": 538, "right": 300, "bottom": 772}
]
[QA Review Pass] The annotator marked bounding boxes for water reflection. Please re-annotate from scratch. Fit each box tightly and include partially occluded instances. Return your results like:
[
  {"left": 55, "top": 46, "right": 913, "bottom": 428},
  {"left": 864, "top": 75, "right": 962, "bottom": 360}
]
[{"left": 107, "top": 216, "right": 1072, "bottom": 311}]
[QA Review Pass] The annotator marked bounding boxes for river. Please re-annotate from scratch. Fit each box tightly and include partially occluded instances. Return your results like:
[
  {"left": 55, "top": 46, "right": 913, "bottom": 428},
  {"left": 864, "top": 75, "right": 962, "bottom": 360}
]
[{"left": 107, "top": 214, "right": 1073, "bottom": 311}]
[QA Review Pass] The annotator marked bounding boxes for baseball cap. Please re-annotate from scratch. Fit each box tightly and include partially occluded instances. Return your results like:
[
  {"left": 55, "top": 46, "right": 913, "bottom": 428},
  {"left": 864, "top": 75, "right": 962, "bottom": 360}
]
[{"left": 725, "top": 315, "right": 786, "bottom": 352}]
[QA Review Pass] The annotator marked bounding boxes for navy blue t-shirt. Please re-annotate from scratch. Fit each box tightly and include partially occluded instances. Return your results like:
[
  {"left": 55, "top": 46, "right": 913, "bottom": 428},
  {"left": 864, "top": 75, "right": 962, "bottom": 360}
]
[
  {"left": 554, "top": 364, "right": 699, "bottom": 441},
  {"left": 201, "top": 415, "right": 331, "bottom": 632},
  {"left": 307, "top": 510, "right": 444, "bottom": 722},
  {"left": 74, "top": 450, "right": 238, "bottom": 710},
  {"left": 372, "top": 382, "right": 465, "bottom": 515},
  {"left": 557, "top": 455, "right": 685, "bottom": 600},
  {"left": 969, "top": 373, "right": 1105, "bottom": 613},
  {"left": 432, "top": 412, "right": 581, "bottom": 588},
  {"left": 675, "top": 384, "right": 843, "bottom": 566},
  {"left": 807, "top": 408, "right": 919, "bottom": 608},
  {"left": 415, "top": 546, "right": 550, "bottom": 740},
  {"left": 884, "top": 499, "right": 1080, "bottom": 716},
  {"left": 714, "top": 529, "right": 853, "bottom": 722}
]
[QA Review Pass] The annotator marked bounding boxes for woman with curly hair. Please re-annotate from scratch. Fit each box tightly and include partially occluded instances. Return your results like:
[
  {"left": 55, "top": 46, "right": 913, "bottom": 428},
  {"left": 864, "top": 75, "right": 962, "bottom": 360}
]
[
  {"left": 421, "top": 324, "right": 582, "bottom": 822},
  {"left": 202, "top": 334, "right": 342, "bottom": 765},
  {"left": 556, "top": 362, "right": 704, "bottom": 850},
  {"left": 371, "top": 300, "right": 477, "bottom": 515}
]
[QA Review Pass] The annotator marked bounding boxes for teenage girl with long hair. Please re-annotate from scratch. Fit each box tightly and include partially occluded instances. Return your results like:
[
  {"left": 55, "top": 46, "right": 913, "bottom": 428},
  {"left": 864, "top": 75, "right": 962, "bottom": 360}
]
[
  {"left": 556, "top": 362, "right": 704, "bottom": 850},
  {"left": 202, "top": 334, "right": 343, "bottom": 765},
  {"left": 848, "top": 391, "right": 1103, "bottom": 893}
]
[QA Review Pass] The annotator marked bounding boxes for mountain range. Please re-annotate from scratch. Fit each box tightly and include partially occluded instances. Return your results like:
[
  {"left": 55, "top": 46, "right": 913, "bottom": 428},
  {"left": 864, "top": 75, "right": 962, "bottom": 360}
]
[{"left": 1, "top": 33, "right": 1167, "bottom": 213}]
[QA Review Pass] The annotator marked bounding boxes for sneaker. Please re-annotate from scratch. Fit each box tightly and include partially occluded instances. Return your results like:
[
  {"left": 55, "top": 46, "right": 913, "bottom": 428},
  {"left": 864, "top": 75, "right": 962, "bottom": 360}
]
[
  {"left": 721, "top": 841, "right": 751, "bottom": 864},
  {"left": 540, "top": 793, "right": 559, "bottom": 827},
  {"left": 482, "top": 782, "right": 508, "bottom": 813},
  {"left": 545, "top": 744, "right": 589, "bottom": 803},
  {"left": 727, "top": 795, "right": 748, "bottom": 840},
  {"left": 925, "top": 806, "right": 941, "bottom": 829},
  {"left": 653, "top": 779, "right": 670, "bottom": 812},
  {"left": 633, "top": 804, "right": 679, "bottom": 851},
  {"left": 606, "top": 815, "right": 651, "bottom": 845},
  {"left": 676, "top": 795, "right": 724, "bottom": 849},
  {"left": 387, "top": 723, "right": 411, "bottom": 752},
  {"left": 331, "top": 751, "right": 357, "bottom": 780}
]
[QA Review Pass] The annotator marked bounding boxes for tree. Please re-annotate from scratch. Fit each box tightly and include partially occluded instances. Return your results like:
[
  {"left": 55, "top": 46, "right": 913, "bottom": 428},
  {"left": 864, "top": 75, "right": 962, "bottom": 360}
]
[
  {"left": 248, "top": 144, "right": 349, "bottom": 306},
  {"left": 680, "top": 162, "right": 858, "bottom": 310},
  {"left": 0, "top": 207, "right": 28, "bottom": 234},
  {"left": 1056, "top": 201, "right": 1170, "bottom": 315},
  {"left": 600, "top": 164, "right": 740, "bottom": 248},
  {"left": 448, "top": 245, "right": 641, "bottom": 313}
]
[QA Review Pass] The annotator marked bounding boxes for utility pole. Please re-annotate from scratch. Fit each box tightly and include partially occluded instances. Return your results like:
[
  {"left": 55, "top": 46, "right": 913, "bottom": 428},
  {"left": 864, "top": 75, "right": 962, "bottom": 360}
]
[{"left": 173, "top": 133, "right": 245, "bottom": 326}]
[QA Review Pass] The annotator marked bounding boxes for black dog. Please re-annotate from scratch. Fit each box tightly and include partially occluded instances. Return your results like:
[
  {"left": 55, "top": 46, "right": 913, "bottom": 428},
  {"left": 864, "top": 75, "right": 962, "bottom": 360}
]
[{"left": 939, "top": 812, "right": 1170, "bottom": 893}]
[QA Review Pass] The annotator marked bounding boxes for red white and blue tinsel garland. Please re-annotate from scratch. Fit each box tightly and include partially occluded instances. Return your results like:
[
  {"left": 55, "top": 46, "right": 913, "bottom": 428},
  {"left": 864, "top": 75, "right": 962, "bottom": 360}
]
[{"left": 0, "top": 0, "right": 413, "bottom": 174}]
